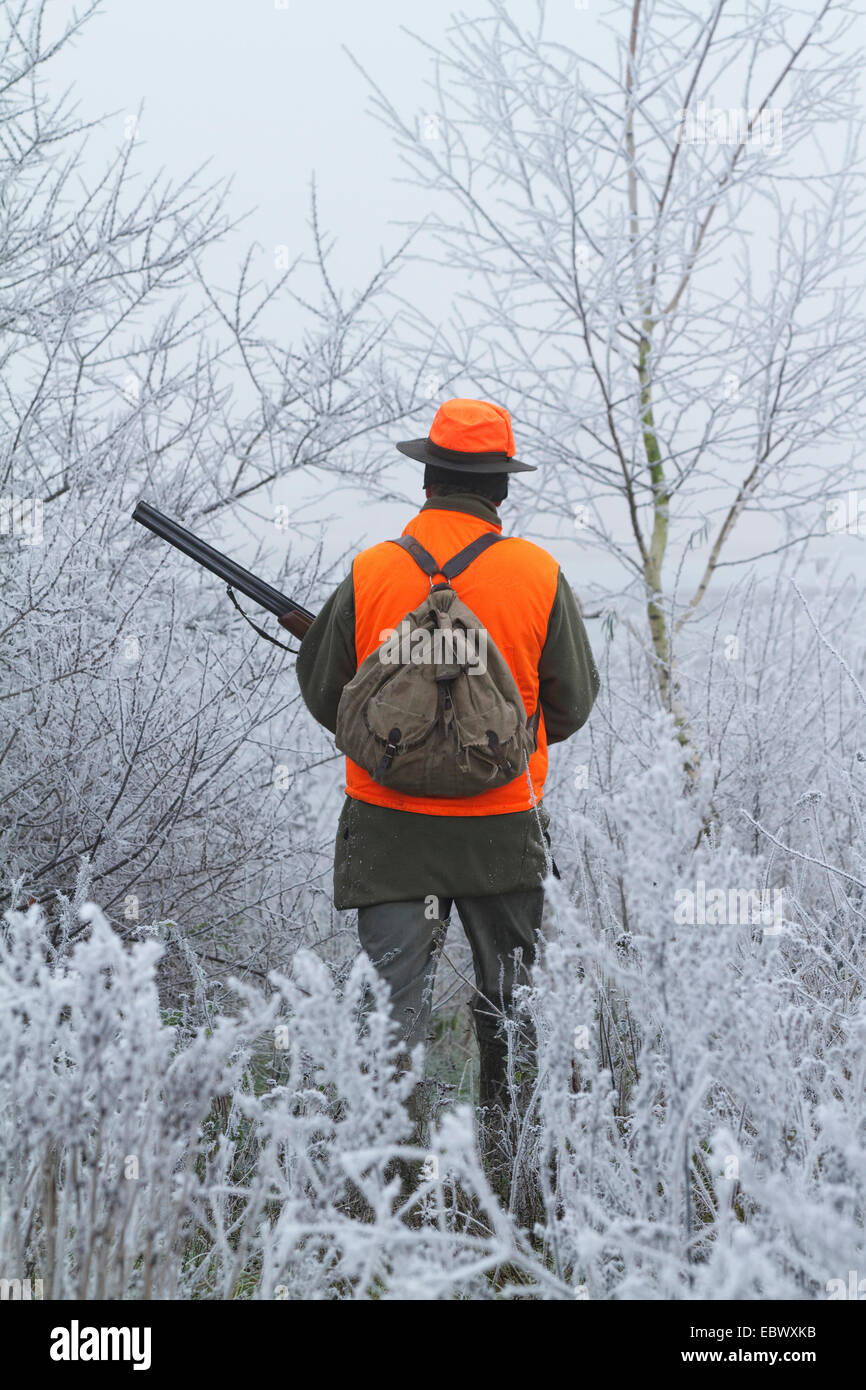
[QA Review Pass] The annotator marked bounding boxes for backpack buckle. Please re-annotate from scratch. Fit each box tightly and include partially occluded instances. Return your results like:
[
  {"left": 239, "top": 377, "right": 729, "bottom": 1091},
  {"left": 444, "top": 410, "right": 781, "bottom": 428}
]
[{"left": 373, "top": 725, "right": 402, "bottom": 782}]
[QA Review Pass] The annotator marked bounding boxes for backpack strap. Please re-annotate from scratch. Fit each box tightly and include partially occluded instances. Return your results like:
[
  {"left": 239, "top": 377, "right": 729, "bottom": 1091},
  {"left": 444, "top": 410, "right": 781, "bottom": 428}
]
[
  {"left": 442, "top": 532, "right": 503, "bottom": 578},
  {"left": 389, "top": 535, "right": 440, "bottom": 576},
  {"left": 389, "top": 531, "right": 503, "bottom": 581}
]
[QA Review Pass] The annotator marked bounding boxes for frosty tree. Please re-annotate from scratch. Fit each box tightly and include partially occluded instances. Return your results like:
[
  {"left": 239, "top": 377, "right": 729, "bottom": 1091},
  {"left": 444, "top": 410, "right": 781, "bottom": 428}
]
[
  {"left": 356, "top": 0, "right": 866, "bottom": 765},
  {"left": 0, "top": 0, "right": 410, "bottom": 944}
]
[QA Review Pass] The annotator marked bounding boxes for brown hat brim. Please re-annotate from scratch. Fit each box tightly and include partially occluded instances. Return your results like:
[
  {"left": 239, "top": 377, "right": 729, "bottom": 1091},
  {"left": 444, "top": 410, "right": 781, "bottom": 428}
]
[{"left": 395, "top": 437, "right": 537, "bottom": 474}]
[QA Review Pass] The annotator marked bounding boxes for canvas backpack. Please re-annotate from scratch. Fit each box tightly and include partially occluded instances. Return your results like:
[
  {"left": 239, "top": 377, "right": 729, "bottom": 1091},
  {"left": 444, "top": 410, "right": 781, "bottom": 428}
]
[{"left": 335, "top": 533, "right": 540, "bottom": 797}]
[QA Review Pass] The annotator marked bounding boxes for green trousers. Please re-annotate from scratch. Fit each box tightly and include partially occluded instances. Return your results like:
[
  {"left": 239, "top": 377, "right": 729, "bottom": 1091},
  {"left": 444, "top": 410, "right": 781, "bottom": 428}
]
[{"left": 357, "top": 889, "right": 543, "bottom": 1111}]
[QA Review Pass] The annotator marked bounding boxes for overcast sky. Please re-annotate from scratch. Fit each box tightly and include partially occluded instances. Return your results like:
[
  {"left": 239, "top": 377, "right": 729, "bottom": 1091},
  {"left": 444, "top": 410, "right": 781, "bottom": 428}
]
[
  {"left": 48, "top": 0, "right": 866, "bottom": 601},
  {"left": 54, "top": 1, "right": 560, "bottom": 293}
]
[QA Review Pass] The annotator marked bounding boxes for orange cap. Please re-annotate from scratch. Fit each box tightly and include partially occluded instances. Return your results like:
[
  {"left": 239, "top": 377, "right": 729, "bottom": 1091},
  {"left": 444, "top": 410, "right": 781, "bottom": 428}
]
[
  {"left": 395, "top": 397, "right": 535, "bottom": 473},
  {"left": 429, "top": 398, "right": 515, "bottom": 456}
]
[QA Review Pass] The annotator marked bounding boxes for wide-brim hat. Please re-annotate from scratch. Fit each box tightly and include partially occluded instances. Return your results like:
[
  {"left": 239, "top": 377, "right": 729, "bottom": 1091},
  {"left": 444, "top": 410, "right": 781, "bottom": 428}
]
[{"left": 396, "top": 397, "right": 536, "bottom": 474}]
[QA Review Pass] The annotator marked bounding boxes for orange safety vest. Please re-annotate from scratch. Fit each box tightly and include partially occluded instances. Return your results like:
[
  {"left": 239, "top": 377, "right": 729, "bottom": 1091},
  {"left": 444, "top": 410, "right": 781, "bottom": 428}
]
[{"left": 347, "top": 506, "right": 560, "bottom": 816}]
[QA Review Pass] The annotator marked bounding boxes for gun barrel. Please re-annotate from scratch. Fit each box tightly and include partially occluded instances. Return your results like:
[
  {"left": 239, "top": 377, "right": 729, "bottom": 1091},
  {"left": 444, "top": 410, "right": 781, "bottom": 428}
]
[{"left": 132, "top": 501, "right": 314, "bottom": 624}]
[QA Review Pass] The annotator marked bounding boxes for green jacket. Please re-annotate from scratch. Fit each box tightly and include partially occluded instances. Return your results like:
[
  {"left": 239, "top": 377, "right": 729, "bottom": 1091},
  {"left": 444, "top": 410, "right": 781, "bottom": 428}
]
[{"left": 296, "top": 493, "right": 599, "bottom": 908}]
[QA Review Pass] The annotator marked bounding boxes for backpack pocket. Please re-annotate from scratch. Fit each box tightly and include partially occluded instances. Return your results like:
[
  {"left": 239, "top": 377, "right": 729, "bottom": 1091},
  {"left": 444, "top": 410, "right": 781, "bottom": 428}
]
[{"left": 363, "top": 662, "right": 440, "bottom": 750}]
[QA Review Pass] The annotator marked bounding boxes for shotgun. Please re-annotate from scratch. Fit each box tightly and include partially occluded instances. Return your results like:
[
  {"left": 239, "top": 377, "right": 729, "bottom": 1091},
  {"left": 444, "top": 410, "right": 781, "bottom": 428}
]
[{"left": 132, "top": 501, "right": 315, "bottom": 644}]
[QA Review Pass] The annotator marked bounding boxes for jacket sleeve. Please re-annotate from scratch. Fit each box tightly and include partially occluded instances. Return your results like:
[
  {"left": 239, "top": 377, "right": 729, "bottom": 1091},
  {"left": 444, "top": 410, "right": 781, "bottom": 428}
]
[
  {"left": 295, "top": 571, "right": 357, "bottom": 734},
  {"left": 537, "top": 569, "right": 600, "bottom": 745}
]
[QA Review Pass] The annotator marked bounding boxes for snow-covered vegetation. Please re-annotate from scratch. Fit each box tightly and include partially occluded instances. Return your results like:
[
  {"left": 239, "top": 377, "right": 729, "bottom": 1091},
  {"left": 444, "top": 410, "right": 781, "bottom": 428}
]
[{"left": 3, "top": 578, "right": 863, "bottom": 1299}]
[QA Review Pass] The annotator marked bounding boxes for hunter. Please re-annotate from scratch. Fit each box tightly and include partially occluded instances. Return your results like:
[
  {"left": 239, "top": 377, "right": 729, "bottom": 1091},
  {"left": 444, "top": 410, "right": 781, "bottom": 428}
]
[{"left": 296, "top": 397, "right": 598, "bottom": 1170}]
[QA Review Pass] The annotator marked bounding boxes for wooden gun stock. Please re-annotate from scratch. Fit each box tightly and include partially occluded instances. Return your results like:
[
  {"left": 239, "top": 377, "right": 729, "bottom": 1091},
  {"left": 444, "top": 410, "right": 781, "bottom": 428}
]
[{"left": 278, "top": 609, "right": 314, "bottom": 640}]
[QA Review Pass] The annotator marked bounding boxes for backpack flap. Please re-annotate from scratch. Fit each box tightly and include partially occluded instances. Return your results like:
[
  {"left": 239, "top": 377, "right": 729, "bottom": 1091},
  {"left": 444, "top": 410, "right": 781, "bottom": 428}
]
[{"left": 363, "top": 644, "right": 440, "bottom": 748}]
